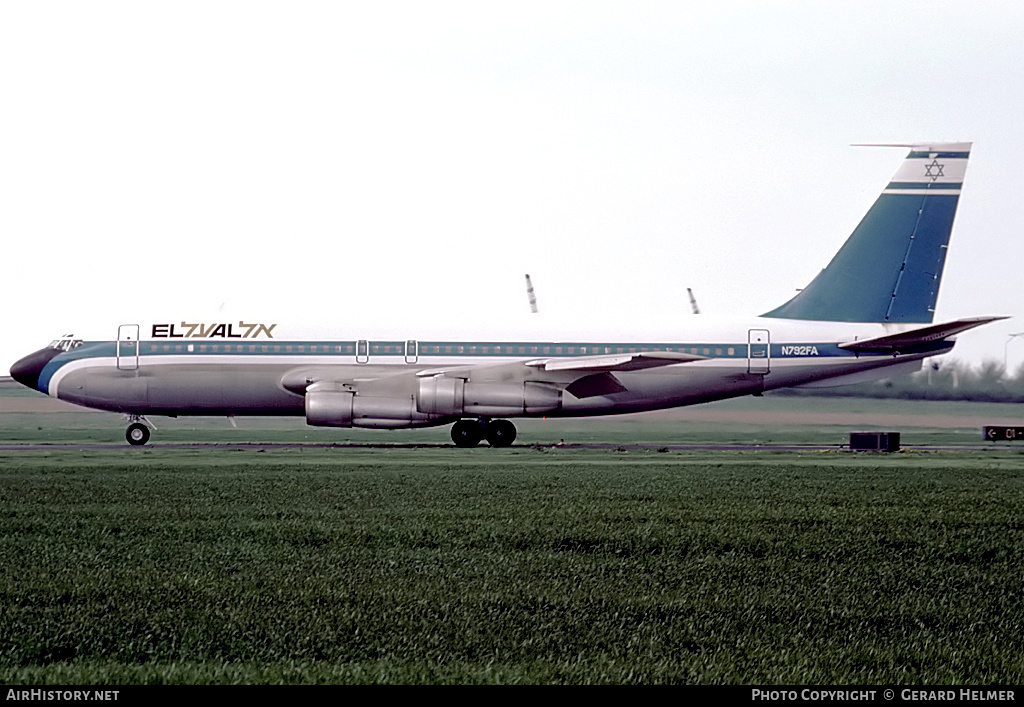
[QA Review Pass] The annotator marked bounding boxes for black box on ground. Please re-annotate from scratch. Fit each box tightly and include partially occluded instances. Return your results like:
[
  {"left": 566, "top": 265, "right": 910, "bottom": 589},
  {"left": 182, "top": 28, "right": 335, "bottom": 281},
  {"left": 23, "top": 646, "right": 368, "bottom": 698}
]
[{"left": 849, "top": 432, "right": 901, "bottom": 452}]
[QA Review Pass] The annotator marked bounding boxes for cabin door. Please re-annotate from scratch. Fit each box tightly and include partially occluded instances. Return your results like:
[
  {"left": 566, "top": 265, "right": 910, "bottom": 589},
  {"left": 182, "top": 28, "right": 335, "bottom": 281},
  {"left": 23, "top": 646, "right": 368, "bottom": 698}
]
[
  {"left": 117, "top": 324, "right": 140, "bottom": 371},
  {"left": 747, "top": 328, "right": 770, "bottom": 374},
  {"left": 404, "top": 339, "right": 419, "bottom": 364}
]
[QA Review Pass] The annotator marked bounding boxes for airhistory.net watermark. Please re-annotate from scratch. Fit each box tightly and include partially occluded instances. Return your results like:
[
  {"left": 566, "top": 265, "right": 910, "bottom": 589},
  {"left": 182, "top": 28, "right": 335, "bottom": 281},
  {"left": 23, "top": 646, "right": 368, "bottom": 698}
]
[{"left": 6, "top": 691, "right": 119, "bottom": 702}]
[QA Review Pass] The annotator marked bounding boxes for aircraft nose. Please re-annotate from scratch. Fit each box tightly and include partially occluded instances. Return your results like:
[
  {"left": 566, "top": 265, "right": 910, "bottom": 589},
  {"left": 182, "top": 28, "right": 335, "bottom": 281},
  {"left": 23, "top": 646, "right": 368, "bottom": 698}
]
[{"left": 10, "top": 348, "right": 61, "bottom": 392}]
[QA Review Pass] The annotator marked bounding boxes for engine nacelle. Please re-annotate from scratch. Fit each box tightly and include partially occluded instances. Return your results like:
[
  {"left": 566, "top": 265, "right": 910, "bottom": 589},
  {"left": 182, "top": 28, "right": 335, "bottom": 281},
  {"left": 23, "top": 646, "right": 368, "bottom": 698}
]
[
  {"left": 417, "top": 376, "right": 561, "bottom": 417},
  {"left": 305, "top": 384, "right": 354, "bottom": 426},
  {"left": 305, "top": 382, "right": 440, "bottom": 429}
]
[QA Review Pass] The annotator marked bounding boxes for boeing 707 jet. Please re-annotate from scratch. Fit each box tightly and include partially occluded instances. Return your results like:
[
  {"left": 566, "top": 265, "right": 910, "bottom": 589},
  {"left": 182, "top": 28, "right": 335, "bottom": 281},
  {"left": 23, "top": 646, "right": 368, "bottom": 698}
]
[{"left": 10, "top": 142, "right": 1003, "bottom": 446}]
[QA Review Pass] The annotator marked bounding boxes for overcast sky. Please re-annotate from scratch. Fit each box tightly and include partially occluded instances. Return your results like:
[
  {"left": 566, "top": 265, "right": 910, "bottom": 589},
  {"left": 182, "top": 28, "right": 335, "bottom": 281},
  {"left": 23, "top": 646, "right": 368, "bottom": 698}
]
[{"left": 4, "top": 1, "right": 1024, "bottom": 372}]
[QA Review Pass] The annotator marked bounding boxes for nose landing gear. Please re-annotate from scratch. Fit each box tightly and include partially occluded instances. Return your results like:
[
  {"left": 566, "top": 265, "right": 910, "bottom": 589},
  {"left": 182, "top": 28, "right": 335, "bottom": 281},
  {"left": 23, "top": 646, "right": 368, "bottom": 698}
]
[
  {"left": 450, "top": 418, "right": 518, "bottom": 448},
  {"left": 124, "top": 415, "right": 154, "bottom": 446},
  {"left": 126, "top": 423, "right": 150, "bottom": 446}
]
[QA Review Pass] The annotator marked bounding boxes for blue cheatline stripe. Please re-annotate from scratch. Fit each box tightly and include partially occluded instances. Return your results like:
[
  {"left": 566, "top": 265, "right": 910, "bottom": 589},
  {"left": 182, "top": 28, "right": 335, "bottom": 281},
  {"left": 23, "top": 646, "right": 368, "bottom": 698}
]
[
  {"left": 886, "top": 182, "right": 963, "bottom": 190},
  {"left": 135, "top": 340, "right": 860, "bottom": 358},
  {"left": 907, "top": 151, "right": 970, "bottom": 159}
]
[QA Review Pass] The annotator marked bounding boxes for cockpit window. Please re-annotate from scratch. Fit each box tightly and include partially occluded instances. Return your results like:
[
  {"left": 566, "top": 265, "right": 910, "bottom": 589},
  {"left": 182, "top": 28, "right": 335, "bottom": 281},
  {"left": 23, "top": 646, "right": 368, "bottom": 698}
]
[{"left": 47, "top": 335, "right": 83, "bottom": 352}]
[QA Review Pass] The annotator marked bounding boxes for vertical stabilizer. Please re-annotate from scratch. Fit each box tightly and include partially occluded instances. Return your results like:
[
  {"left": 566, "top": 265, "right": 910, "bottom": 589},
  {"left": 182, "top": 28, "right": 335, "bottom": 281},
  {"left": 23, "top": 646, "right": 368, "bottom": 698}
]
[{"left": 762, "top": 143, "right": 971, "bottom": 323}]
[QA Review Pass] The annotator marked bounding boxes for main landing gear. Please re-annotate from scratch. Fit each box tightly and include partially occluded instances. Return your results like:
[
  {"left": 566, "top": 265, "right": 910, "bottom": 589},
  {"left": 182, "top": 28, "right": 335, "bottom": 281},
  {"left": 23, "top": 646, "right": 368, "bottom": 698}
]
[{"left": 451, "top": 418, "right": 517, "bottom": 448}]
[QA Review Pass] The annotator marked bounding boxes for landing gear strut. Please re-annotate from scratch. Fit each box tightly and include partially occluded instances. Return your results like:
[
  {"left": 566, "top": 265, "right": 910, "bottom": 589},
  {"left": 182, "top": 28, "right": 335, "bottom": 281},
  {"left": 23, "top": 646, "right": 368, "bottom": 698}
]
[{"left": 450, "top": 419, "right": 517, "bottom": 448}]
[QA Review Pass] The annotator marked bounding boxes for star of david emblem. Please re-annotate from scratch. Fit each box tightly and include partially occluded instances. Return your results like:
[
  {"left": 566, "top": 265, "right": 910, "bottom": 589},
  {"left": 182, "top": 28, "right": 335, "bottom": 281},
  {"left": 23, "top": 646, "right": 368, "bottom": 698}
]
[{"left": 924, "top": 158, "right": 945, "bottom": 182}]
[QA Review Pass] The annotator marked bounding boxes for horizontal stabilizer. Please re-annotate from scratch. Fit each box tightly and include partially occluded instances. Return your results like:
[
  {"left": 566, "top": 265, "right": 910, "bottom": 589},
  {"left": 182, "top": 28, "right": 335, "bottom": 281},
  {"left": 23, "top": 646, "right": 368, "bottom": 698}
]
[
  {"left": 526, "top": 351, "right": 704, "bottom": 372},
  {"left": 839, "top": 316, "right": 1007, "bottom": 352}
]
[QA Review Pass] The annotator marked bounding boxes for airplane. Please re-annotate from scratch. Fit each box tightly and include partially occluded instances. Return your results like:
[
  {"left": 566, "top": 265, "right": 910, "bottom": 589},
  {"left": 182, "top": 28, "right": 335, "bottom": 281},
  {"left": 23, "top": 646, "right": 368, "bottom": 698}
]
[{"left": 10, "top": 142, "right": 1005, "bottom": 448}]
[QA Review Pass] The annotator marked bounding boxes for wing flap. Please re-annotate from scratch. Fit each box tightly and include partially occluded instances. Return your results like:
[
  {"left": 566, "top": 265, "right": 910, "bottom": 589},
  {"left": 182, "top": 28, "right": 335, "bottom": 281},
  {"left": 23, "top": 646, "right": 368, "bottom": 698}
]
[{"left": 565, "top": 372, "right": 629, "bottom": 399}]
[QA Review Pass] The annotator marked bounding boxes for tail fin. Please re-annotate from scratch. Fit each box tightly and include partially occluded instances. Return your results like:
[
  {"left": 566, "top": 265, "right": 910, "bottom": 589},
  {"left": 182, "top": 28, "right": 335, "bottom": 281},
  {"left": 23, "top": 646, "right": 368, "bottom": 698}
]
[{"left": 762, "top": 142, "right": 971, "bottom": 323}]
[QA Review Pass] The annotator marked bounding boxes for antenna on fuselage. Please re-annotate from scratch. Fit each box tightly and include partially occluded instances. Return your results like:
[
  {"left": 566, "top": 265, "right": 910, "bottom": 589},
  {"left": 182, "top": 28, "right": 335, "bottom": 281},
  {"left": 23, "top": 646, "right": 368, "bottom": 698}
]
[
  {"left": 687, "top": 287, "right": 700, "bottom": 314},
  {"left": 525, "top": 274, "right": 538, "bottom": 314}
]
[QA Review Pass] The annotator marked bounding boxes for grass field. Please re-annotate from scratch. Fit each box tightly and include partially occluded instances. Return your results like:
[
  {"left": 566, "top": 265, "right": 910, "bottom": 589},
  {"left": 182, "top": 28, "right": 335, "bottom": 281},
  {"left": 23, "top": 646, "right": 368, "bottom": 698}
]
[{"left": 2, "top": 387, "right": 1023, "bottom": 684}]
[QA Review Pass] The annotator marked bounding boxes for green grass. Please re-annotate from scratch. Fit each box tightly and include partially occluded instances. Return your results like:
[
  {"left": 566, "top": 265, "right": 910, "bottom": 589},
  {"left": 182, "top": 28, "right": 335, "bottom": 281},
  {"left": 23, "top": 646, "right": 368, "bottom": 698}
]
[{"left": 1, "top": 446, "right": 1023, "bottom": 684}]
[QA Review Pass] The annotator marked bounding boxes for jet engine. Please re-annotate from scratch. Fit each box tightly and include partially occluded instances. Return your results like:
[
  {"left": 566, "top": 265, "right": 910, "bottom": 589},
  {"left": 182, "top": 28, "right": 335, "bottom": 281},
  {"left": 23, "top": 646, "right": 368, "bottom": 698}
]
[
  {"left": 305, "top": 381, "right": 439, "bottom": 429},
  {"left": 417, "top": 376, "right": 561, "bottom": 417}
]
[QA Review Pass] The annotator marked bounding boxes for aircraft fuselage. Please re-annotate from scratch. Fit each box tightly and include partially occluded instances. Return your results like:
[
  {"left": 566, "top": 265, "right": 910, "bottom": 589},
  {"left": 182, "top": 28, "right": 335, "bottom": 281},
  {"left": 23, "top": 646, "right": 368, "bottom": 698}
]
[{"left": 18, "top": 318, "right": 949, "bottom": 428}]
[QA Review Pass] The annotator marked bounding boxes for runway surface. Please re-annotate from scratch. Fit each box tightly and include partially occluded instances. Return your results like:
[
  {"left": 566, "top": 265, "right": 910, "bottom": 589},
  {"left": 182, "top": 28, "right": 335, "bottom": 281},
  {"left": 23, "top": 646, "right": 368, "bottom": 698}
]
[
  {"left": 3, "top": 382, "right": 1022, "bottom": 453},
  {"left": 3, "top": 395, "right": 1024, "bottom": 427},
  {"left": 0, "top": 441, "right": 1018, "bottom": 452}
]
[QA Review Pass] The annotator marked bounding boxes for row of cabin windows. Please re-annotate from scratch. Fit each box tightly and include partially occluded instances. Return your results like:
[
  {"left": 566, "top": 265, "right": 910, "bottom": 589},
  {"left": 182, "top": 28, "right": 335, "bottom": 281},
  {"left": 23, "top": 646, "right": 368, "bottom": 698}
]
[
  {"left": 143, "top": 343, "right": 738, "bottom": 356},
  {"left": 147, "top": 343, "right": 355, "bottom": 353}
]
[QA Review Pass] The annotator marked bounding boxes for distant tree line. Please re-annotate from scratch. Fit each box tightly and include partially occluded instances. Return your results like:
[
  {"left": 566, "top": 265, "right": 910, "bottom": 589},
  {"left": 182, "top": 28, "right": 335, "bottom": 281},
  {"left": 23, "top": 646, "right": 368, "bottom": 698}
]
[{"left": 774, "top": 359, "right": 1024, "bottom": 403}]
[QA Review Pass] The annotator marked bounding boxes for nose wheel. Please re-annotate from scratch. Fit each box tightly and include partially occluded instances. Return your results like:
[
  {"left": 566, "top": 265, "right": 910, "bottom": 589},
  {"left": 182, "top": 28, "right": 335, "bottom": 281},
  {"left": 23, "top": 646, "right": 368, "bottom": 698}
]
[
  {"left": 126, "top": 422, "right": 151, "bottom": 446},
  {"left": 451, "top": 419, "right": 517, "bottom": 448}
]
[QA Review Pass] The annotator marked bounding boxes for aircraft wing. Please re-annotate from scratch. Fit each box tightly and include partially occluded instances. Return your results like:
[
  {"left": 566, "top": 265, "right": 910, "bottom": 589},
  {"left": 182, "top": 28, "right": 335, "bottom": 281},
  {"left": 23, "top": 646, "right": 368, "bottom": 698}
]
[
  {"left": 524, "top": 351, "right": 705, "bottom": 372},
  {"left": 411, "top": 351, "right": 705, "bottom": 401},
  {"left": 413, "top": 351, "right": 705, "bottom": 379},
  {"left": 839, "top": 316, "right": 1007, "bottom": 352}
]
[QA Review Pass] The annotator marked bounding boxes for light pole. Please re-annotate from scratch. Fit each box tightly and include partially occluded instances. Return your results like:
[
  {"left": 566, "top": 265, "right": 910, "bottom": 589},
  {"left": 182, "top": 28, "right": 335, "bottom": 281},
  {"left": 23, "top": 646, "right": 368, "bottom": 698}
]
[{"left": 1005, "top": 333, "right": 1024, "bottom": 371}]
